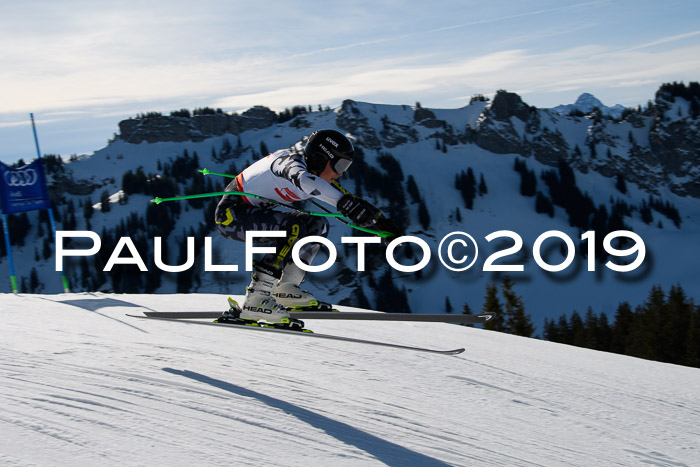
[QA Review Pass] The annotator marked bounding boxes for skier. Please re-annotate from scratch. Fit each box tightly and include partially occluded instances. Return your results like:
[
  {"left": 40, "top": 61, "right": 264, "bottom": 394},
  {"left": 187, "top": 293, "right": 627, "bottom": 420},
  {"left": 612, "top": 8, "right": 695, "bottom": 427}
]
[{"left": 215, "top": 129, "right": 399, "bottom": 328}]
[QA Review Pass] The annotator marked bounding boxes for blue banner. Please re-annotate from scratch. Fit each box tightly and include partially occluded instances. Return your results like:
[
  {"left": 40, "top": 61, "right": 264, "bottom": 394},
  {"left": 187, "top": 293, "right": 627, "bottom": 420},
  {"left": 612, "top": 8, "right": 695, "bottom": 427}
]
[{"left": 0, "top": 159, "right": 51, "bottom": 214}]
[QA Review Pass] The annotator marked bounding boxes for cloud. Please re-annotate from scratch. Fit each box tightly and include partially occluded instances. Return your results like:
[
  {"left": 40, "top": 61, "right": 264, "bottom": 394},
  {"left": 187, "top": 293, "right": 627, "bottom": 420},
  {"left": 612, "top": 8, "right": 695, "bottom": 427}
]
[
  {"left": 2, "top": 1, "right": 700, "bottom": 117},
  {"left": 210, "top": 40, "right": 700, "bottom": 111},
  {"left": 620, "top": 29, "right": 700, "bottom": 52},
  {"left": 427, "top": 0, "right": 610, "bottom": 34},
  {"left": 213, "top": 50, "right": 529, "bottom": 111},
  {"left": 4, "top": 35, "right": 700, "bottom": 117}
]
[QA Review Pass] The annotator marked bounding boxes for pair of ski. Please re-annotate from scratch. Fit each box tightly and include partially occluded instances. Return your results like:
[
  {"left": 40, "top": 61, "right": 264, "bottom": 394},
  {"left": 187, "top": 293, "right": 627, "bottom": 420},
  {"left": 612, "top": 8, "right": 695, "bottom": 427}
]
[{"left": 128, "top": 309, "right": 496, "bottom": 356}]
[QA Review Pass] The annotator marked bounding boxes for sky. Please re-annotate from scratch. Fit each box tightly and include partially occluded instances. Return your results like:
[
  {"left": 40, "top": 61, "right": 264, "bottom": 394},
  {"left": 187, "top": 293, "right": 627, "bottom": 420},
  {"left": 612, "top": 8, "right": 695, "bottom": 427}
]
[{"left": 1, "top": 0, "right": 700, "bottom": 164}]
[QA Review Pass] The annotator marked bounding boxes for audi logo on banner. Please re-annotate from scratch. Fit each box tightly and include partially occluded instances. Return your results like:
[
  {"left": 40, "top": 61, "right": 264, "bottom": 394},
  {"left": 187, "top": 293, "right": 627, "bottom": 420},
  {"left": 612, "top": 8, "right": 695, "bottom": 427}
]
[
  {"left": 4, "top": 168, "right": 38, "bottom": 187},
  {"left": 0, "top": 158, "right": 51, "bottom": 215}
]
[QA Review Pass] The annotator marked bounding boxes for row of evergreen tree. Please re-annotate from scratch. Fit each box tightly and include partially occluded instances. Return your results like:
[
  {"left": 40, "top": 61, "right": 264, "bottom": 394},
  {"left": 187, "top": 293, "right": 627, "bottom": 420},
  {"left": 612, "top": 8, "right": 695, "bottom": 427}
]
[
  {"left": 467, "top": 276, "right": 535, "bottom": 337},
  {"left": 543, "top": 284, "right": 700, "bottom": 368},
  {"left": 454, "top": 168, "right": 487, "bottom": 210},
  {"left": 454, "top": 279, "right": 700, "bottom": 369},
  {"left": 657, "top": 81, "right": 700, "bottom": 119},
  {"left": 134, "top": 104, "right": 333, "bottom": 124},
  {"left": 515, "top": 157, "right": 682, "bottom": 237},
  {"left": 343, "top": 147, "right": 410, "bottom": 232}
]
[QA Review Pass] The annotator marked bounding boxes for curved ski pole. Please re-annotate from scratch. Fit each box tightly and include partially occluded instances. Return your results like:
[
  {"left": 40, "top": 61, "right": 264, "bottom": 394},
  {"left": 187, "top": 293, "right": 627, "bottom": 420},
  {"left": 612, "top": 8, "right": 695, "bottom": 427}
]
[
  {"left": 151, "top": 191, "right": 343, "bottom": 218},
  {"left": 198, "top": 168, "right": 234, "bottom": 178},
  {"left": 196, "top": 168, "right": 392, "bottom": 238}
]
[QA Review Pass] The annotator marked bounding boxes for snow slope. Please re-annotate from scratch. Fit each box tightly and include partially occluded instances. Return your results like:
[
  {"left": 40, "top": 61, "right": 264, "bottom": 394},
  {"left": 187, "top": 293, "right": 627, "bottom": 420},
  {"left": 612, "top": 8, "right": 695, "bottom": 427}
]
[{"left": 1, "top": 293, "right": 698, "bottom": 466}]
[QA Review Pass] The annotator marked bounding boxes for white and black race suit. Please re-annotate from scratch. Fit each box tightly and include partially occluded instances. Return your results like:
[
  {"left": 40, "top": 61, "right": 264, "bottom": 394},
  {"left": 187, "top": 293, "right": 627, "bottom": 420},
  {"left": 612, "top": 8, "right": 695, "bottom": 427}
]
[{"left": 215, "top": 148, "right": 344, "bottom": 273}]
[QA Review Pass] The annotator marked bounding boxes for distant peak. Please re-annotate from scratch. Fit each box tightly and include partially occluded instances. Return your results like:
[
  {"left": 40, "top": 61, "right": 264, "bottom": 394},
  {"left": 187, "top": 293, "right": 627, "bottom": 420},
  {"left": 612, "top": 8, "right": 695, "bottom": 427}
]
[
  {"left": 550, "top": 93, "right": 624, "bottom": 118},
  {"left": 575, "top": 93, "right": 602, "bottom": 105}
]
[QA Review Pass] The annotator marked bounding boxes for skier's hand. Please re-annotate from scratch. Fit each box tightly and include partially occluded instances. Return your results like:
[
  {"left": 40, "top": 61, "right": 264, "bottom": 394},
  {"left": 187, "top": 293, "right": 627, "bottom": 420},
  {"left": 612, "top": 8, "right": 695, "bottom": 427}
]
[{"left": 337, "top": 195, "right": 380, "bottom": 228}]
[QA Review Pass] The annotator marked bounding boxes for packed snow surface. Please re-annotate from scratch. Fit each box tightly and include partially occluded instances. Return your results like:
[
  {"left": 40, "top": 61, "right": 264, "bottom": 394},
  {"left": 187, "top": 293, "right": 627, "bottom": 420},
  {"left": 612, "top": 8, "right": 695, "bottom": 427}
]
[{"left": 1, "top": 293, "right": 698, "bottom": 466}]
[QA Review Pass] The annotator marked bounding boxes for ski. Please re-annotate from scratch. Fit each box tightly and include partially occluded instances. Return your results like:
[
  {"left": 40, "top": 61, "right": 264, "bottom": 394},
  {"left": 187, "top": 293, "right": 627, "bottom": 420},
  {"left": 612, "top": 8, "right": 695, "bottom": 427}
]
[
  {"left": 126, "top": 314, "right": 466, "bottom": 355},
  {"left": 139, "top": 310, "right": 496, "bottom": 324}
]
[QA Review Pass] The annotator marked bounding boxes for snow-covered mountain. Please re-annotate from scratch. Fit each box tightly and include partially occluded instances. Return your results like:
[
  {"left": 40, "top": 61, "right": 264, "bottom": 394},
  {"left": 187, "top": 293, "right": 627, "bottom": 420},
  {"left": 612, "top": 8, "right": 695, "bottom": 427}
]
[
  {"left": 1, "top": 293, "right": 698, "bottom": 466},
  {"left": 3, "top": 84, "right": 700, "bottom": 329},
  {"left": 549, "top": 93, "right": 627, "bottom": 119}
]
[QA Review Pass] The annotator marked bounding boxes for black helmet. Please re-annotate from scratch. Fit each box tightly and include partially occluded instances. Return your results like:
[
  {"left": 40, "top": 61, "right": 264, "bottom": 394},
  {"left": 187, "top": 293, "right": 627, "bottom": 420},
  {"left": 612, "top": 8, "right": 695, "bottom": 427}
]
[{"left": 304, "top": 129, "right": 354, "bottom": 174}]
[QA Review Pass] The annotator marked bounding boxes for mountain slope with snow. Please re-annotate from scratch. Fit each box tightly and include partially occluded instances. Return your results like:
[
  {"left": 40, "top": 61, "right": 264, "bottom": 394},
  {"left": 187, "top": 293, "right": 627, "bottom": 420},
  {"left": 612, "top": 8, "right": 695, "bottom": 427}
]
[
  {"left": 4, "top": 86, "right": 700, "bottom": 330},
  {"left": 1, "top": 293, "right": 698, "bottom": 466}
]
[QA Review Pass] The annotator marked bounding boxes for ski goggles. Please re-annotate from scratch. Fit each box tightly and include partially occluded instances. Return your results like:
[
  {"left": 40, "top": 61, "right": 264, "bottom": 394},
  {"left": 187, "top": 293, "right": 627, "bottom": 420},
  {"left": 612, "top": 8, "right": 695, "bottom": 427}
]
[{"left": 331, "top": 156, "right": 352, "bottom": 175}]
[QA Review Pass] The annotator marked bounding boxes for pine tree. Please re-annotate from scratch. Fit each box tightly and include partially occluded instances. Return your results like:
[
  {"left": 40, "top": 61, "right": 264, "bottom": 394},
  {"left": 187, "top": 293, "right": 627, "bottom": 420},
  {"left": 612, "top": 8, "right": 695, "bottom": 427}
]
[
  {"left": 615, "top": 173, "right": 627, "bottom": 194},
  {"left": 569, "top": 311, "right": 586, "bottom": 347},
  {"left": 375, "top": 270, "right": 412, "bottom": 314},
  {"left": 583, "top": 307, "right": 599, "bottom": 349},
  {"left": 661, "top": 285, "right": 693, "bottom": 363},
  {"left": 8, "top": 212, "right": 31, "bottom": 246},
  {"left": 640, "top": 199, "right": 653, "bottom": 224},
  {"left": 462, "top": 303, "right": 475, "bottom": 327},
  {"left": 100, "top": 190, "right": 111, "bottom": 213},
  {"left": 597, "top": 312, "right": 613, "bottom": 351},
  {"left": 478, "top": 173, "right": 488, "bottom": 196},
  {"left": 556, "top": 314, "right": 571, "bottom": 344},
  {"left": 30, "top": 268, "right": 39, "bottom": 293},
  {"left": 418, "top": 198, "right": 431, "bottom": 230},
  {"left": 80, "top": 256, "right": 91, "bottom": 290},
  {"left": 521, "top": 169, "right": 537, "bottom": 197},
  {"left": 84, "top": 196, "right": 94, "bottom": 220},
  {"left": 543, "top": 318, "right": 558, "bottom": 341},
  {"left": 455, "top": 168, "right": 477, "bottom": 209},
  {"left": 612, "top": 302, "right": 633, "bottom": 354},
  {"left": 406, "top": 175, "right": 421, "bottom": 204},
  {"left": 627, "top": 286, "right": 665, "bottom": 361},
  {"left": 483, "top": 283, "right": 506, "bottom": 332},
  {"left": 501, "top": 276, "right": 534, "bottom": 337},
  {"left": 535, "top": 192, "right": 554, "bottom": 217},
  {"left": 42, "top": 237, "right": 52, "bottom": 261},
  {"left": 683, "top": 308, "right": 700, "bottom": 367},
  {"left": 445, "top": 297, "right": 453, "bottom": 314}
]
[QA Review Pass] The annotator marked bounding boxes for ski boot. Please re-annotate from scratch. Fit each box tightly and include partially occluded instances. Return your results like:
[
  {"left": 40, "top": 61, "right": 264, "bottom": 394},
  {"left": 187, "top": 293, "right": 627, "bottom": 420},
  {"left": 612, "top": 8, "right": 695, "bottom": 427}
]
[
  {"left": 272, "top": 263, "right": 335, "bottom": 312},
  {"left": 216, "top": 298, "right": 245, "bottom": 324},
  {"left": 216, "top": 297, "right": 307, "bottom": 332},
  {"left": 217, "top": 266, "right": 306, "bottom": 331},
  {"left": 272, "top": 282, "right": 334, "bottom": 311}
]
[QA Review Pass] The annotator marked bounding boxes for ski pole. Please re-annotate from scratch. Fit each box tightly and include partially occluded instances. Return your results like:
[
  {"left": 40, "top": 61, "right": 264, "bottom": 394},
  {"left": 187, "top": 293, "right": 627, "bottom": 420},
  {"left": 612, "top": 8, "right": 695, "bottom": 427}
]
[
  {"left": 151, "top": 191, "right": 343, "bottom": 218},
  {"left": 196, "top": 168, "right": 392, "bottom": 238},
  {"left": 198, "top": 168, "right": 233, "bottom": 178}
]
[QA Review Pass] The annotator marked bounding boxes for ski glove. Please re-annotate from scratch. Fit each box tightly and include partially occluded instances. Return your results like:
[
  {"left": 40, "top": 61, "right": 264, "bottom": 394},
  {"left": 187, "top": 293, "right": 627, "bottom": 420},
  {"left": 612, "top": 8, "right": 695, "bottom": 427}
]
[{"left": 337, "top": 194, "right": 381, "bottom": 228}]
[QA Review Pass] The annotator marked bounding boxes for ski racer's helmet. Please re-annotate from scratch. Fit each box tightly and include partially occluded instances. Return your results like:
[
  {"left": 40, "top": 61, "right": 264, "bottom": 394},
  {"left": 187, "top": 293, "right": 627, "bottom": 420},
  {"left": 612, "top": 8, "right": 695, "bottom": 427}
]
[{"left": 304, "top": 129, "right": 354, "bottom": 175}]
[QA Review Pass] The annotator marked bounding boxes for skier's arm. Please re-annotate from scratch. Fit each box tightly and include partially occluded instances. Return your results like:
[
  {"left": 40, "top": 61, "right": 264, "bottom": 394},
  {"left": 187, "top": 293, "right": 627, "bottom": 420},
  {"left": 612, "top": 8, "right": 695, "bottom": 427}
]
[
  {"left": 297, "top": 172, "right": 345, "bottom": 207},
  {"left": 300, "top": 175, "right": 402, "bottom": 238},
  {"left": 272, "top": 151, "right": 345, "bottom": 206}
]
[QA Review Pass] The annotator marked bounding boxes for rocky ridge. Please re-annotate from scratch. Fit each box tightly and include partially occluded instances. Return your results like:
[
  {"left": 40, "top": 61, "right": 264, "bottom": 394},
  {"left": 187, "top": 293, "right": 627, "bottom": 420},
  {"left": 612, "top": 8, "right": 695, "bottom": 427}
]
[{"left": 114, "top": 85, "right": 700, "bottom": 198}]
